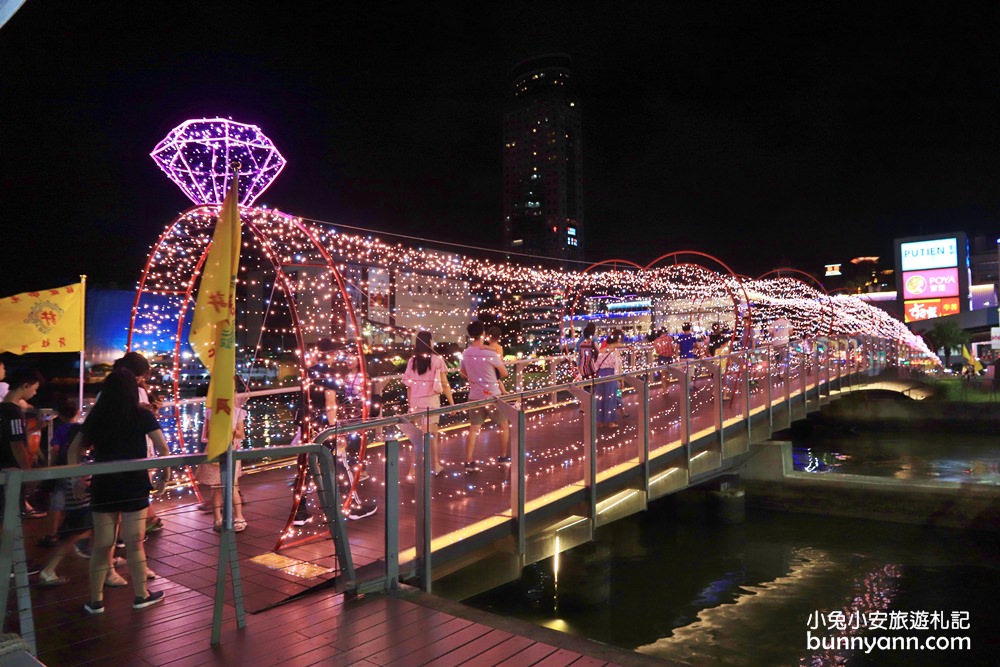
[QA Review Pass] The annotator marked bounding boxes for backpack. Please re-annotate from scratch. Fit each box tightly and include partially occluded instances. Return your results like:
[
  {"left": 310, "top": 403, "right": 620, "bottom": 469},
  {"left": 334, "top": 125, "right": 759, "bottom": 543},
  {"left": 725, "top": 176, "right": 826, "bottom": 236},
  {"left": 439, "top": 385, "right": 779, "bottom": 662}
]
[{"left": 579, "top": 342, "right": 597, "bottom": 379}]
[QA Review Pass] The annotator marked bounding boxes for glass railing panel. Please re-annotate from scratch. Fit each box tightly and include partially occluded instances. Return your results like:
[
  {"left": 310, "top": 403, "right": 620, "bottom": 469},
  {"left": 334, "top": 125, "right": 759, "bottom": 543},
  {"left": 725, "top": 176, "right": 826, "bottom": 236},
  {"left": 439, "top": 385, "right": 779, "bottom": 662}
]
[
  {"left": 687, "top": 358, "right": 718, "bottom": 437},
  {"left": 594, "top": 373, "right": 640, "bottom": 479},
  {"left": 522, "top": 389, "right": 586, "bottom": 507},
  {"left": 720, "top": 353, "right": 747, "bottom": 424},
  {"left": 649, "top": 366, "right": 683, "bottom": 458}
]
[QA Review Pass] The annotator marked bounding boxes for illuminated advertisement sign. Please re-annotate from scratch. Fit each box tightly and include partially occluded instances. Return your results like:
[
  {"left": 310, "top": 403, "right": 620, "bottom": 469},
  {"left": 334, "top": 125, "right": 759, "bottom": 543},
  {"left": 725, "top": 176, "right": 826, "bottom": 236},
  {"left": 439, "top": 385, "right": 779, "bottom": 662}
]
[
  {"left": 901, "top": 268, "right": 960, "bottom": 300},
  {"left": 903, "top": 297, "right": 961, "bottom": 323},
  {"left": 607, "top": 299, "right": 652, "bottom": 311},
  {"left": 899, "top": 237, "right": 958, "bottom": 271}
]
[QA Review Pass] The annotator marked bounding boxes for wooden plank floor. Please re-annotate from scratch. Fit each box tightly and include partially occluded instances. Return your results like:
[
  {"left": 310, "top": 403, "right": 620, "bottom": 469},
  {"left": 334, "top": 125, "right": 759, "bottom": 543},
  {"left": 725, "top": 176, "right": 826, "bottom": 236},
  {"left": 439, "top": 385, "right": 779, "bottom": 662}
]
[{"left": 7, "top": 372, "right": 825, "bottom": 666}]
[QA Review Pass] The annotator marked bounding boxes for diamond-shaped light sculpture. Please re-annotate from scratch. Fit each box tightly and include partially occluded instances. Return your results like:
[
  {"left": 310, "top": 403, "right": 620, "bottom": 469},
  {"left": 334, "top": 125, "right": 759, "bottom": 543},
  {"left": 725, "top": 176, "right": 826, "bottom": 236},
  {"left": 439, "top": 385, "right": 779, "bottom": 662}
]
[{"left": 150, "top": 118, "right": 286, "bottom": 207}]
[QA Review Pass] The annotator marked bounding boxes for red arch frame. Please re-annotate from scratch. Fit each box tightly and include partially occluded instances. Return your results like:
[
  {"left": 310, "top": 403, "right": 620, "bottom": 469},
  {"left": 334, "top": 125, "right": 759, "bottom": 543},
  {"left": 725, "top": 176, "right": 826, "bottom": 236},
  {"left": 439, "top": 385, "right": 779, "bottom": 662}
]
[{"left": 127, "top": 205, "right": 369, "bottom": 551}]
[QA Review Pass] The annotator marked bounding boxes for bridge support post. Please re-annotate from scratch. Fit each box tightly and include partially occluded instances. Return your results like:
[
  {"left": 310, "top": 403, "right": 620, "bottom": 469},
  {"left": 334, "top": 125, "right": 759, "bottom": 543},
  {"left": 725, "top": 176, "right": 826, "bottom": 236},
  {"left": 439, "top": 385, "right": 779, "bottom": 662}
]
[
  {"left": 496, "top": 398, "right": 527, "bottom": 562},
  {"left": 384, "top": 439, "right": 400, "bottom": 590}
]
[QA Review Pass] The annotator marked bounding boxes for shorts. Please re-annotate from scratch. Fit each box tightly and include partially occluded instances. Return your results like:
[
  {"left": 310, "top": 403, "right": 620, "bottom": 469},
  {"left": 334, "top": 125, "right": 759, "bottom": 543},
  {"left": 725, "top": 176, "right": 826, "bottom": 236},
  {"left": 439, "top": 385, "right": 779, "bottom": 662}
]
[
  {"left": 409, "top": 394, "right": 441, "bottom": 427},
  {"left": 58, "top": 507, "right": 92, "bottom": 539},
  {"left": 196, "top": 460, "right": 243, "bottom": 488},
  {"left": 468, "top": 402, "right": 501, "bottom": 426},
  {"left": 49, "top": 486, "right": 67, "bottom": 513},
  {"left": 657, "top": 355, "right": 674, "bottom": 366}
]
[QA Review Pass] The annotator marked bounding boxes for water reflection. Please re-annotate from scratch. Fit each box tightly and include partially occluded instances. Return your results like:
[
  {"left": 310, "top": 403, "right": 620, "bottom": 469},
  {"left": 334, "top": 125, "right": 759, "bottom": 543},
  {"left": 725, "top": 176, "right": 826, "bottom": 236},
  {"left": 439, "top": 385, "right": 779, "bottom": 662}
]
[
  {"left": 468, "top": 505, "right": 1000, "bottom": 667},
  {"left": 792, "top": 431, "right": 1000, "bottom": 485}
]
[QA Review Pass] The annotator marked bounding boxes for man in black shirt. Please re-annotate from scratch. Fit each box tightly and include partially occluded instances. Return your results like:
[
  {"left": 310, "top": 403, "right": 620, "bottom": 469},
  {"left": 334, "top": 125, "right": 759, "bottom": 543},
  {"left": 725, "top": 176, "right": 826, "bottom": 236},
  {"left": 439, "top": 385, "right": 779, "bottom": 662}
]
[{"left": 0, "top": 369, "right": 45, "bottom": 516}]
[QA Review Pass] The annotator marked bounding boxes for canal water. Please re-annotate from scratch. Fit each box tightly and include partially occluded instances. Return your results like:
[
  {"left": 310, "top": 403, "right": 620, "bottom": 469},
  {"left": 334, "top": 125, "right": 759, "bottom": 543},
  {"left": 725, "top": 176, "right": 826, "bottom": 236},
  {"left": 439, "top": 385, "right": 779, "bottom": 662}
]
[{"left": 467, "top": 432, "right": 1000, "bottom": 666}]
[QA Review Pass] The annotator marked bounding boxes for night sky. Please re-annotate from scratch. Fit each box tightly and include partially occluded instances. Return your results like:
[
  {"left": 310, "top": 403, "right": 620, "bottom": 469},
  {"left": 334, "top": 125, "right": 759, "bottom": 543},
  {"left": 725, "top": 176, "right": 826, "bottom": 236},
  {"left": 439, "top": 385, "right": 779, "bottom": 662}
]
[{"left": 3, "top": 2, "right": 1000, "bottom": 295}]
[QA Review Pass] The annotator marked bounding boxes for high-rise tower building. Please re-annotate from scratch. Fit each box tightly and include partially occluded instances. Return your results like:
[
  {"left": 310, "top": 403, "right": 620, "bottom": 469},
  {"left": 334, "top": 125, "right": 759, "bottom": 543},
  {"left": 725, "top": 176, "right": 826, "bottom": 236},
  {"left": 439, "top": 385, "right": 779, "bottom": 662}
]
[{"left": 502, "top": 53, "right": 583, "bottom": 264}]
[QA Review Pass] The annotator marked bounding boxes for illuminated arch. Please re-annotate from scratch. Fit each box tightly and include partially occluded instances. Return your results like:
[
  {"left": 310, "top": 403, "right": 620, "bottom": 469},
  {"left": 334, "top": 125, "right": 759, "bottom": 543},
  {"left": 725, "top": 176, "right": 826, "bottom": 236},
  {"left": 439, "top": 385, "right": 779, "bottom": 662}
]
[
  {"left": 127, "top": 204, "right": 368, "bottom": 550},
  {"left": 560, "top": 259, "right": 645, "bottom": 350},
  {"left": 643, "top": 251, "right": 753, "bottom": 349},
  {"left": 756, "top": 267, "right": 835, "bottom": 338}
]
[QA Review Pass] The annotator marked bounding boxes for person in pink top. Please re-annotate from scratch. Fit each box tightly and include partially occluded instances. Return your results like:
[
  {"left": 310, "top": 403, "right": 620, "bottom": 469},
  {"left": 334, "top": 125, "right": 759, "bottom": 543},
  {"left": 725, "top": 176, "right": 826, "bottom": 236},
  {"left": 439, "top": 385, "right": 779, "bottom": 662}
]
[
  {"left": 403, "top": 331, "right": 454, "bottom": 475},
  {"left": 459, "top": 321, "right": 509, "bottom": 471}
]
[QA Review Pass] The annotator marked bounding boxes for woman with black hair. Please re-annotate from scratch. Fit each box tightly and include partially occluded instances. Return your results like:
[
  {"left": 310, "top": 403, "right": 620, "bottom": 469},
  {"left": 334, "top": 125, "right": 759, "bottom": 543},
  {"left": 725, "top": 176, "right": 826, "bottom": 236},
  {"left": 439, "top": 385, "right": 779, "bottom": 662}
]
[
  {"left": 68, "top": 368, "right": 169, "bottom": 614},
  {"left": 403, "top": 331, "right": 454, "bottom": 475}
]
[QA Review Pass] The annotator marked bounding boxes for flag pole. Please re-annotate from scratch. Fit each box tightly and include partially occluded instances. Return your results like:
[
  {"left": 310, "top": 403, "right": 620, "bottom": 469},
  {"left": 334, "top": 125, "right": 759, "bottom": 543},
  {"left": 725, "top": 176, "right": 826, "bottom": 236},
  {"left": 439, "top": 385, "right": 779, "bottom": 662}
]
[{"left": 79, "top": 275, "right": 87, "bottom": 412}]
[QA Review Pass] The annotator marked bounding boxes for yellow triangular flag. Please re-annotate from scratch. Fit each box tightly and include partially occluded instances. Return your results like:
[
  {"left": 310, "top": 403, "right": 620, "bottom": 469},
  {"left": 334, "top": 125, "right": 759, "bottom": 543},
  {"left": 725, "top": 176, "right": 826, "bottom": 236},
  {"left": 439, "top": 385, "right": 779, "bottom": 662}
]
[{"left": 189, "top": 178, "right": 241, "bottom": 461}]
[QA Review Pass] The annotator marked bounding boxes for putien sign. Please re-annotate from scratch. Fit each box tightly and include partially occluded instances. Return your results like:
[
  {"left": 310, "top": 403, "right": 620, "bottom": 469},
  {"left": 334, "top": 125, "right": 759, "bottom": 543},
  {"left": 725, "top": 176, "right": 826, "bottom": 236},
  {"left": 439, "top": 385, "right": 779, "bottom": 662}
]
[{"left": 899, "top": 237, "right": 958, "bottom": 272}]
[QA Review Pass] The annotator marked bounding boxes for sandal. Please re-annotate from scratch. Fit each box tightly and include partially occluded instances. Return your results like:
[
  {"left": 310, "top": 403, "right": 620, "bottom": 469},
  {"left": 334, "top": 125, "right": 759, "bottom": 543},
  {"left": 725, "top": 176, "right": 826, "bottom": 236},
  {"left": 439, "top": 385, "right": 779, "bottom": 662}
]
[
  {"left": 105, "top": 571, "right": 128, "bottom": 587},
  {"left": 212, "top": 520, "right": 223, "bottom": 532},
  {"left": 233, "top": 518, "right": 247, "bottom": 533},
  {"left": 38, "top": 571, "right": 69, "bottom": 586}
]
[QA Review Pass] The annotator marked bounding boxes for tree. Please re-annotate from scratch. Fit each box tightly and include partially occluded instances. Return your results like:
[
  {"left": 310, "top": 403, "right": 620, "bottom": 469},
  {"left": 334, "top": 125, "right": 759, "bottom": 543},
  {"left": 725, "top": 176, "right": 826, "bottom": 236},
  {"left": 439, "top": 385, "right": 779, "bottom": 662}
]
[{"left": 921, "top": 319, "right": 968, "bottom": 367}]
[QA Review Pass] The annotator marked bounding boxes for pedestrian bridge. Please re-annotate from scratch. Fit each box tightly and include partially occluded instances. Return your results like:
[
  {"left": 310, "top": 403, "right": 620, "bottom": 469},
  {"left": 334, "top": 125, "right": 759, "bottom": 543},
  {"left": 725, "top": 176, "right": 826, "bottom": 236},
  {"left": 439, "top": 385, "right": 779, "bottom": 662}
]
[{"left": 0, "top": 335, "right": 916, "bottom": 659}]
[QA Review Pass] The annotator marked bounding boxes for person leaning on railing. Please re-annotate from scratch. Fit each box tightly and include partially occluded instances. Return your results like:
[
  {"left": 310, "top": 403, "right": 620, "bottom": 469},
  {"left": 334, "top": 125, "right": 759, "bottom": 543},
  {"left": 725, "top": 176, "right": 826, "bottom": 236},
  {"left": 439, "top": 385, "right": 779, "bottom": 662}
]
[{"left": 68, "top": 368, "right": 169, "bottom": 615}]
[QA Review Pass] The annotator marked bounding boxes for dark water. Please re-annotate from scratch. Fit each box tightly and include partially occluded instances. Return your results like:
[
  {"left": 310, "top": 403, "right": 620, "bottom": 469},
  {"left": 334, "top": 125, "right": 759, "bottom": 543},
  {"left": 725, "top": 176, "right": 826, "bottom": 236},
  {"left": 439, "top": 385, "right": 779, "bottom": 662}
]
[{"left": 468, "top": 438, "right": 1000, "bottom": 666}]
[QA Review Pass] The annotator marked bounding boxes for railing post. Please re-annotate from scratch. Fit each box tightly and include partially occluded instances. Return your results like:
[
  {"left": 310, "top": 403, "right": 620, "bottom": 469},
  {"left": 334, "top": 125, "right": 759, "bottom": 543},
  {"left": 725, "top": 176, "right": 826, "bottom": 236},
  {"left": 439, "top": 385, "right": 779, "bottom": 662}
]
[
  {"left": 496, "top": 398, "right": 526, "bottom": 561},
  {"left": 212, "top": 449, "right": 245, "bottom": 645},
  {"left": 384, "top": 439, "right": 399, "bottom": 590},
  {"left": 800, "top": 344, "right": 807, "bottom": 412},
  {"left": 0, "top": 469, "right": 34, "bottom": 655},
  {"left": 765, "top": 345, "right": 773, "bottom": 431},
  {"left": 548, "top": 358, "right": 559, "bottom": 405},
  {"left": 588, "top": 384, "right": 597, "bottom": 520},
  {"left": 784, "top": 345, "right": 792, "bottom": 428},
  {"left": 396, "top": 417, "right": 431, "bottom": 591},
  {"left": 742, "top": 351, "right": 751, "bottom": 441},
  {"left": 516, "top": 406, "right": 526, "bottom": 557},
  {"left": 311, "top": 444, "right": 357, "bottom": 590},
  {"left": 418, "top": 431, "right": 432, "bottom": 590}
]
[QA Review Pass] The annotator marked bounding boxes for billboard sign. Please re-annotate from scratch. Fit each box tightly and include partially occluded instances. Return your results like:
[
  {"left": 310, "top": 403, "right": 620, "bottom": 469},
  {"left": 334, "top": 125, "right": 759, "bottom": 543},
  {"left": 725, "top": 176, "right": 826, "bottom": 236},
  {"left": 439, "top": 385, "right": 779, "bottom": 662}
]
[
  {"left": 367, "top": 268, "right": 391, "bottom": 325},
  {"left": 899, "top": 237, "right": 958, "bottom": 271},
  {"left": 901, "top": 268, "right": 960, "bottom": 300},
  {"left": 904, "top": 297, "right": 961, "bottom": 323}
]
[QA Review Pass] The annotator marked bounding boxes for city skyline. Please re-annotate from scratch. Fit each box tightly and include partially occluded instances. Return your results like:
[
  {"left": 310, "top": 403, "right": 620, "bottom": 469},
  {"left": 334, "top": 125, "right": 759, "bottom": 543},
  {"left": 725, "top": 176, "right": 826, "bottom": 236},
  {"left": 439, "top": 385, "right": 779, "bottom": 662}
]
[{"left": 3, "top": 3, "right": 1000, "bottom": 295}]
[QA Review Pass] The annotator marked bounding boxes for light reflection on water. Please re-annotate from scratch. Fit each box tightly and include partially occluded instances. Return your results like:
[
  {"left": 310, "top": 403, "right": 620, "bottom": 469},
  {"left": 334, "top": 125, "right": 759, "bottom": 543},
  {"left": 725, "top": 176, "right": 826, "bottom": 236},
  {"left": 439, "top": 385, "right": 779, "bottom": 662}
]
[
  {"left": 791, "top": 431, "right": 1000, "bottom": 485},
  {"left": 468, "top": 504, "right": 1000, "bottom": 666}
]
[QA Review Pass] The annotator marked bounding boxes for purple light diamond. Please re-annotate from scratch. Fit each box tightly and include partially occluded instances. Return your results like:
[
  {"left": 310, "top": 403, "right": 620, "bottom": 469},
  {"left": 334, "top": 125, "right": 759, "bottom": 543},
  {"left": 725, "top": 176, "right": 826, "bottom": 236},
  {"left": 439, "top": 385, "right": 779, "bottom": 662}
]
[{"left": 151, "top": 118, "right": 286, "bottom": 206}]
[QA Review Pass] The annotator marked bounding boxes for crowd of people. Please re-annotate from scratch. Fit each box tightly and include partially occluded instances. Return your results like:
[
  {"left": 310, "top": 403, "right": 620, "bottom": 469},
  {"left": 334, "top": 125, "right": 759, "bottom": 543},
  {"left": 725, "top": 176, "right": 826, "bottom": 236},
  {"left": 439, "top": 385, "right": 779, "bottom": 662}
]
[{"left": 0, "top": 352, "right": 170, "bottom": 614}]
